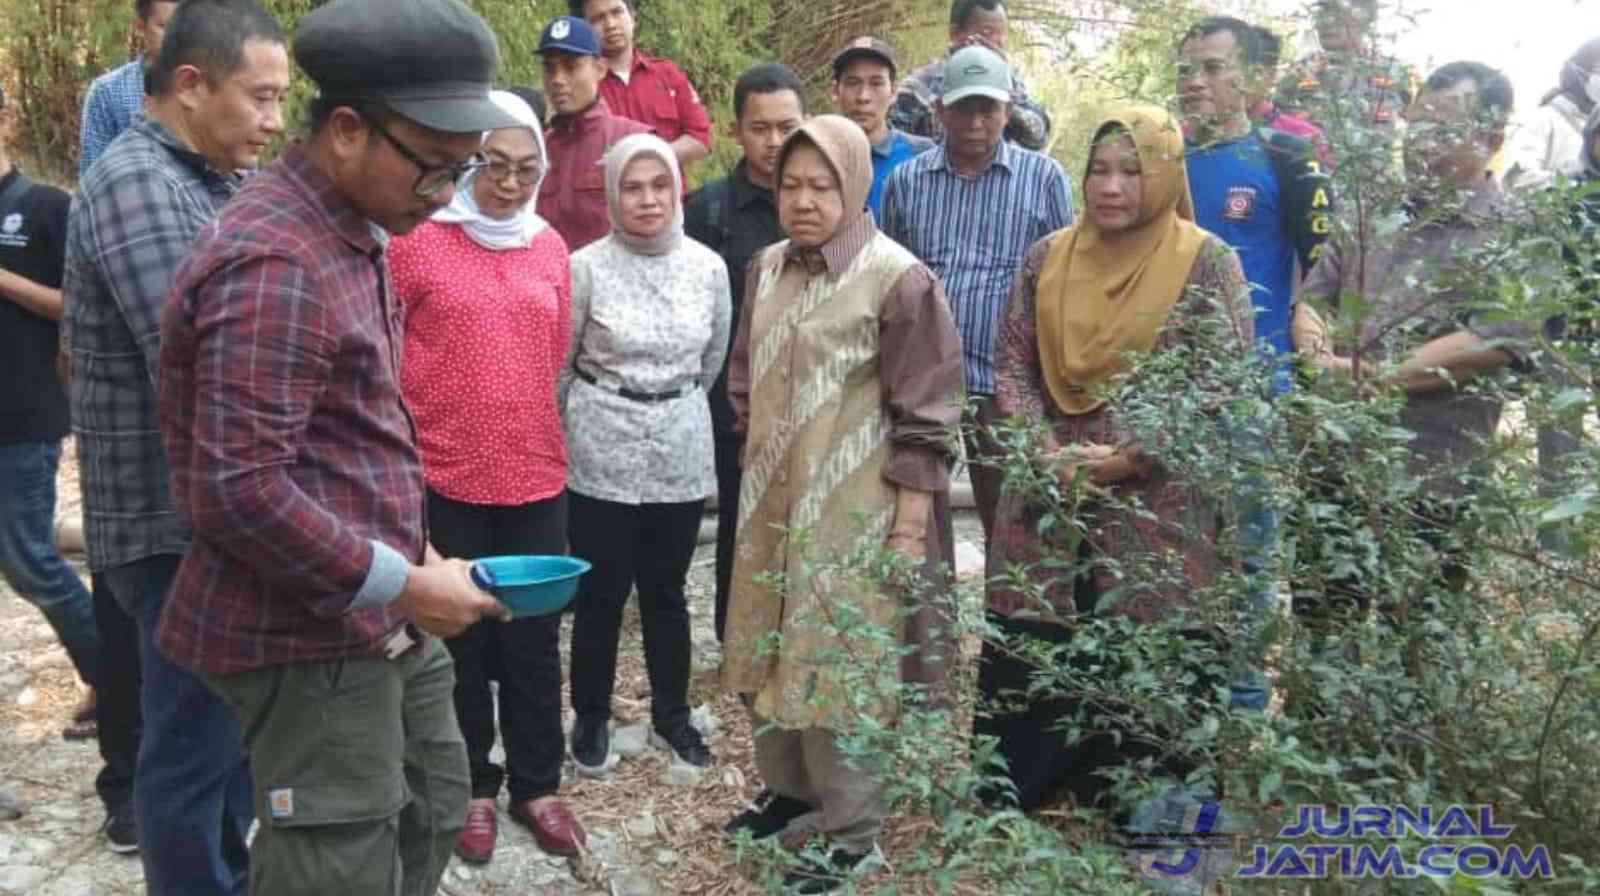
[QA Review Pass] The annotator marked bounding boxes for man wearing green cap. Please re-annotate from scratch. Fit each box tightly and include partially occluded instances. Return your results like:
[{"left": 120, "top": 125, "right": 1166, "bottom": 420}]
[
  {"left": 881, "top": 45, "right": 1074, "bottom": 541},
  {"left": 155, "top": 0, "right": 514, "bottom": 892}
]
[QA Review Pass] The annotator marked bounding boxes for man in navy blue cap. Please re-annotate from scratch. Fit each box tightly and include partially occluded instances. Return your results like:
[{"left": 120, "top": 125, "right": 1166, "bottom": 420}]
[
  {"left": 535, "top": 15, "right": 651, "bottom": 250},
  {"left": 155, "top": 0, "right": 518, "bottom": 892}
]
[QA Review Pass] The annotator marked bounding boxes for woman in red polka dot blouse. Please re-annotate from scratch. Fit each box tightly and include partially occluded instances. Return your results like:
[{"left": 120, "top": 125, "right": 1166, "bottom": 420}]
[{"left": 388, "top": 90, "right": 585, "bottom": 865}]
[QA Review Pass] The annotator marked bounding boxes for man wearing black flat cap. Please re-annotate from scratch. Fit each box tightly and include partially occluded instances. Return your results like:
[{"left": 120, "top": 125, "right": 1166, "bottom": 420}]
[{"left": 155, "top": 0, "right": 515, "bottom": 892}]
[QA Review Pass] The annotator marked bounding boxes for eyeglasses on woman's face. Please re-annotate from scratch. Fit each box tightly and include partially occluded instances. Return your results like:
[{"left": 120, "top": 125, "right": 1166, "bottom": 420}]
[{"left": 483, "top": 158, "right": 544, "bottom": 188}]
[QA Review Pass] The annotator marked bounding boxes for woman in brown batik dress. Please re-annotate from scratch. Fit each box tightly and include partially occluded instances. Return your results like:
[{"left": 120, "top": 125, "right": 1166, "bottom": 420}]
[{"left": 978, "top": 104, "right": 1254, "bottom": 815}]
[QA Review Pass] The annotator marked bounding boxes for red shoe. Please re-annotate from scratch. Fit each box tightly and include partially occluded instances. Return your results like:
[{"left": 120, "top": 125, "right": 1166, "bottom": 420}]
[
  {"left": 509, "top": 797, "right": 586, "bottom": 857},
  {"left": 455, "top": 799, "right": 497, "bottom": 864}
]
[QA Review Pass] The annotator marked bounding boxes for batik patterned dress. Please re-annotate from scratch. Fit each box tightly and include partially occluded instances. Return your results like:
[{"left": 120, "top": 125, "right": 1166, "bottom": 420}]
[
  {"left": 721, "top": 215, "right": 963, "bottom": 728},
  {"left": 986, "top": 233, "right": 1252, "bottom": 627}
]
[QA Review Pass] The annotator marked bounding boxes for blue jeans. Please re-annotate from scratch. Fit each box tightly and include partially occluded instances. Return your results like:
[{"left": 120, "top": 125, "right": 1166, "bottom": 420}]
[
  {"left": 102, "top": 554, "right": 253, "bottom": 896},
  {"left": 1226, "top": 402, "right": 1280, "bottom": 712},
  {"left": 0, "top": 440, "right": 100, "bottom": 686},
  {"left": 1230, "top": 500, "right": 1277, "bottom": 712}
]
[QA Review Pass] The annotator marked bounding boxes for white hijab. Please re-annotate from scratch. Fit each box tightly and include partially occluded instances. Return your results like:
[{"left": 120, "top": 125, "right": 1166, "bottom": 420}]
[
  {"left": 604, "top": 133, "right": 683, "bottom": 257},
  {"left": 433, "top": 91, "right": 550, "bottom": 251}
]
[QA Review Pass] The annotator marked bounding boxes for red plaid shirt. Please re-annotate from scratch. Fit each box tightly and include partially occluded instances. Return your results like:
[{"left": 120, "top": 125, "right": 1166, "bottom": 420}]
[{"left": 156, "top": 145, "right": 424, "bottom": 676}]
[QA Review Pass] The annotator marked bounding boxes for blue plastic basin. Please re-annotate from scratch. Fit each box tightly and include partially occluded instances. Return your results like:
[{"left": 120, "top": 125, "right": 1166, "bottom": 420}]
[{"left": 470, "top": 555, "right": 591, "bottom": 619}]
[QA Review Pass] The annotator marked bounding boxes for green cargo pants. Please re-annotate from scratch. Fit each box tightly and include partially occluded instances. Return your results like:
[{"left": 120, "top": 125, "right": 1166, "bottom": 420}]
[{"left": 207, "top": 635, "right": 468, "bottom": 896}]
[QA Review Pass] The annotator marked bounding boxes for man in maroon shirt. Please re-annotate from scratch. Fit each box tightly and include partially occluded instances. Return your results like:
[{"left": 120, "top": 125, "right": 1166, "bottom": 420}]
[
  {"left": 573, "top": 0, "right": 711, "bottom": 174},
  {"left": 536, "top": 15, "right": 651, "bottom": 250},
  {"left": 155, "top": 0, "right": 529, "bottom": 891}
]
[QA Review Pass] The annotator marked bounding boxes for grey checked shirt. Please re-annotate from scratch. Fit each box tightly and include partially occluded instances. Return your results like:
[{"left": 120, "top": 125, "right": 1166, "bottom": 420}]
[{"left": 63, "top": 113, "right": 241, "bottom": 572}]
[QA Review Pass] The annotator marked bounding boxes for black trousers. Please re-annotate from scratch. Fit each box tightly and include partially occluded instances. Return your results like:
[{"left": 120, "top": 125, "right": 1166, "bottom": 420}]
[
  {"left": 92, "top": 571, "right": 141, "bottom": 815},
  {"left": 567, "top": 491, "right": 702, "bottom": 733},
  {"left": 975, "top": 611, "right": 1218, "bottom": 815},
  {"left": 427, "top": 489, "right": 567, "bottom": 803},
  {"left": 712, "top": 436, "right": 742, "bottom": 644}
]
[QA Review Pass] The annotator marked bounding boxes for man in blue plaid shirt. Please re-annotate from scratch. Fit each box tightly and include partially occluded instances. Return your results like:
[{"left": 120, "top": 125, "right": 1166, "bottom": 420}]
[{"left": 78, "top": 0, "right": 177, "bottom": 179}]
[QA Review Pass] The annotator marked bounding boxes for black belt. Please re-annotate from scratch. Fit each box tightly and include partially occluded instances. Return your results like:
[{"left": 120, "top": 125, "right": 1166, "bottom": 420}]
[{"left": 576, "top": 368, "right": 688, "bottom": 403}]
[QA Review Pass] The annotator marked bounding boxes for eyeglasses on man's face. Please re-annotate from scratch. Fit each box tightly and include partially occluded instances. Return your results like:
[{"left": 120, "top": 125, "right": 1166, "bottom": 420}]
[
  {"left": 1175, "top": 58, "right": 1236, "bottom": 82},
  {"left": 363, "top": 113, "right": 487, "bottom": 199}
]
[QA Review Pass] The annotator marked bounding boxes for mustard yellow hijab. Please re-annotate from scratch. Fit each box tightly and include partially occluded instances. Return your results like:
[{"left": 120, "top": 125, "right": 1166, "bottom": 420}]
[{"left": 1037, "top": 104, "right": 1207, "bottom": 415}]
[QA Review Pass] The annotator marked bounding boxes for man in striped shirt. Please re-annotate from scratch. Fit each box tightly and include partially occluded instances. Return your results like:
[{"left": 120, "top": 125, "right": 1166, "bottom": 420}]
[{"left": 880, "top": 45, "right": 1074, "bottom": 539}]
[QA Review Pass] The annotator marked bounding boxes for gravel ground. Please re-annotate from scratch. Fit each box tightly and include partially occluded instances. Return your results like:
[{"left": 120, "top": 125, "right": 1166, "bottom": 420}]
[{"left": 0, "top": 450, "right": 987, "bottom": 895}]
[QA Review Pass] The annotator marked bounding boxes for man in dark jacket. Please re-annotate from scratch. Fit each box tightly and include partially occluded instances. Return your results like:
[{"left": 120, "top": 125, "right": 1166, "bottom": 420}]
[{"left": 683, "top": 62, "right": 805, "bottom": 646}]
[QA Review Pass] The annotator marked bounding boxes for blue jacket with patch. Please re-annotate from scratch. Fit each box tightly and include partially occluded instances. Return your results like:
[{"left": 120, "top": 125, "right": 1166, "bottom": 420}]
[{"left": 1186, "top": 128, "right": 1334, "bottom": 365}]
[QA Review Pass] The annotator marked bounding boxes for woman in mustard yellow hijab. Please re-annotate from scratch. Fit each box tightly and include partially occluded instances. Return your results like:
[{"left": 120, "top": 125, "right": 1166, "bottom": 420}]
[{"left": 975, "top": 104, "right": 1254, "bottom": 814}]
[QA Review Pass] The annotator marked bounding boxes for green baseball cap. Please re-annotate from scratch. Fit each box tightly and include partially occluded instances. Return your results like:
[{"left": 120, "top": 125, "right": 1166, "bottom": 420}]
[{"left": 942, "top": 45, "right": 1012, "bottom": 105}]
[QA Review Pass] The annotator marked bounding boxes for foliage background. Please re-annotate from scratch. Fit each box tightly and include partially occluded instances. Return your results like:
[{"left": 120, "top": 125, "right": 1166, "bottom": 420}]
[
  {"left": 0, "top": 0, "right": 938, "bottom": 186},
  {"left": 0, "top": 0, "right": 1286, "bottom": 187},
  {"left": 8, "top": 0, "right": 1599, "bottom": 892}
]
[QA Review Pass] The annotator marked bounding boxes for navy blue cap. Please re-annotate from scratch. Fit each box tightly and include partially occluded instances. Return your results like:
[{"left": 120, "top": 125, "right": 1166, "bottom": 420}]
[{"left": 538, "top": 16, "right": 601, "bottom": 57}]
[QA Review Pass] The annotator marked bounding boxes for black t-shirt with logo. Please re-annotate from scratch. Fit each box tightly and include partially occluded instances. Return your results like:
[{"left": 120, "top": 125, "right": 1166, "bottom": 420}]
[{"left": 0, "top": 167, "right": 72, "bottom": 444}]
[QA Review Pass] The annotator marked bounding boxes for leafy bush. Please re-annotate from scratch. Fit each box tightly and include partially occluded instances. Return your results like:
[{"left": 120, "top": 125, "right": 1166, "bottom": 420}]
[
  {"left": 726, "top": 4, "right": 1600, "bottom": 891},
  {"left": 0, "top": 0, "right": 133, "bottom": 184}
]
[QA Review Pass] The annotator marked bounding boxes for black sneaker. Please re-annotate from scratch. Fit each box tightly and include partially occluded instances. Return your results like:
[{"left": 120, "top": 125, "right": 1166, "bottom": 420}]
[
  {"left": 570, "top": 715, "right": 613, "bottom": 778},
  {"left": 103, "top": 804, "right": 138, "bottom": 854},
  {"left": 723, "top": 789, "right": 813, "bottom": 840},
  {"left": 650, "top": 722, "right": 711, "bottom": 767},
  {"left": 783, "top": 846, "right": 877, "bottom": 894}
]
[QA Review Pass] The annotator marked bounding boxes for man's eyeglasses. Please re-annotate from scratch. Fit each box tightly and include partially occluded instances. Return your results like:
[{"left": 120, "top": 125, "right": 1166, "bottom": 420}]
[
  {"left": 483, "top": 159, "right": 544, "bottom": 188},
  {"left": 363, "top": 113, "right": 486, "bottom": 199},
  {"left": 1175, "top": 59, "right": 1236, "bottom": 81}
]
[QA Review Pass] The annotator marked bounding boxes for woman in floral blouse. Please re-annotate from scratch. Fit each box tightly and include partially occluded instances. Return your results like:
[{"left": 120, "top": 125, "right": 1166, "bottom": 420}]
[{"left": 560, "top": 133, "right": 731, "bottom": 778}]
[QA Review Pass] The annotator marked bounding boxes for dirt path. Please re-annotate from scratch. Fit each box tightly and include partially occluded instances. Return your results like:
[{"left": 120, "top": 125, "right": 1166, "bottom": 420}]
[{"left": 0, "top": 453, "right": 985, "bottom": 895}]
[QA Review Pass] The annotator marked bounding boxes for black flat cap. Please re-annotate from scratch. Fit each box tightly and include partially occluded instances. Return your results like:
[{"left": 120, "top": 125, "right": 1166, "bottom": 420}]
[{"left": 294, "top": 0, "right": 519, "bottom": 133}]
